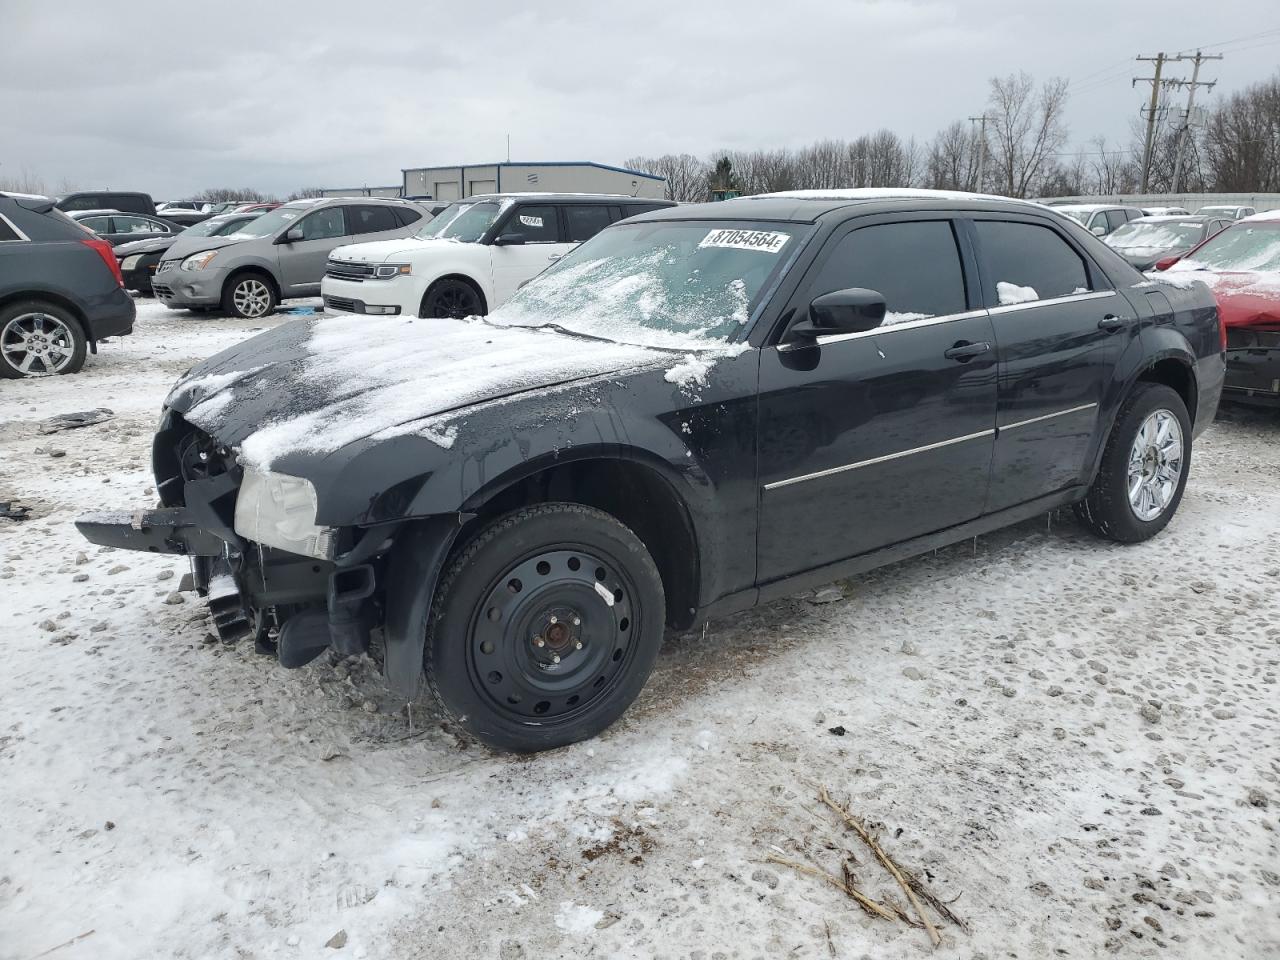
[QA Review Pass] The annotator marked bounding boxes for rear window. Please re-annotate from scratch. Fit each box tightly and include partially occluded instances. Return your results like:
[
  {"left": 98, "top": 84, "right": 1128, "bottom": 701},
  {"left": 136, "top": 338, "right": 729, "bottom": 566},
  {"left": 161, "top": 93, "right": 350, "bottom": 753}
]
[
  {"left": 0, "top": 217, "right": 19, "bottom": 241},
  {"left": 975, "top": 220, "right": 1091, "bottom": 304}
]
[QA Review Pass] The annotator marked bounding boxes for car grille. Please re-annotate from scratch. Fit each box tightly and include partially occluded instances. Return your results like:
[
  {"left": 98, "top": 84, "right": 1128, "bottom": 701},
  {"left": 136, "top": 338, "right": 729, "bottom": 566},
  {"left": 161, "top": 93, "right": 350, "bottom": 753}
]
[
  {"left": 156, "top": 260, "right": 176, "bottom": 275},
  {"left": 324, "top": 295, "right": 358, "bottom": 313},
  {"left": 152, "top": 282, "right": 174, "bottom": 300},
  {"left": 326, "top": 259, "right": 375, "bottom": 282}
]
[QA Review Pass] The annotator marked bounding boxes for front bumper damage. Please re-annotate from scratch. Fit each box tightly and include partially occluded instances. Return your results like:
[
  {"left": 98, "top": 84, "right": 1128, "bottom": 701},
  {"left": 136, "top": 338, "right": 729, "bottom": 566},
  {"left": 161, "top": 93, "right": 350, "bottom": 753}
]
[
  {"left": 1224, "top": 328, "right": 1280, "bottom": 406},
  {"left": 74, "top": 415, "right": 461, "bottom": 696}
]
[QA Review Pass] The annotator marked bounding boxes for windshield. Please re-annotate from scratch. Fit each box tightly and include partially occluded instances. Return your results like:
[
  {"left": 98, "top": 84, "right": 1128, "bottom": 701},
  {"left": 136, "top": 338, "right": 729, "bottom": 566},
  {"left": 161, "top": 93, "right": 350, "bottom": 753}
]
[
  {"left": 1106, "top": 221, "right": 1204, "bottom": 250},
  {"left": 1057, "top": 208, "right": 1091, "bottom": 225},
  {"left": 1173, "top": 223, "right": 1280, "bottom": 273},
  {"left": 414, "top": 201, "right": 503, "bottom": 242},
  {"left": 182, "top": 214, "right": 254, "bottom": 238},
  {"left": 226, "top": 204, "right": 309, "bottom": 239},
  {"left": 488, "top": 221, "right": 808, "bottom": 349}
]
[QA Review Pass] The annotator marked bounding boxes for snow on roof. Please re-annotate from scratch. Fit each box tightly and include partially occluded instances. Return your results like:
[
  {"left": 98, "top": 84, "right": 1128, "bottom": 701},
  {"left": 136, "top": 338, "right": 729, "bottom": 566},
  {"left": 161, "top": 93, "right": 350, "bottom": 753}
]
[
  {"left": 1242, "top": 208, "right": 1280, "bottom": 223},
  {"left": 755, "top": 187, "right": 1026, "bottom": 205},
  {"left": 1050, "top": 203, "right": 1116, "bottom": 212},
  {"left": 0, "top": 190, "right": 52, "bottom": 201}
]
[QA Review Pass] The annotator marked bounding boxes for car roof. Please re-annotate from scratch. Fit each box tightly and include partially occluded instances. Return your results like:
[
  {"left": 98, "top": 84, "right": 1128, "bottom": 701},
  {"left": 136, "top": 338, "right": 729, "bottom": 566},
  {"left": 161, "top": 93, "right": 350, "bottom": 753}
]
[
  {"left": 1050, "top": 202, "right": 1136, "bottom": 213},
  {"left": 632, "top": 188, "right": 1059, "bottom": 224},
  {"left": 1130, "top": 214, "right": 1213, "bottom": 223},
  {"left": 283, "top": 196, "right": 418, "bottom": 209},
  {"left": 457, "top": 192, "right": 665, "bottom": 203},
  {"left": 67, "top": 208, "right": 126, "bottom": 218}
]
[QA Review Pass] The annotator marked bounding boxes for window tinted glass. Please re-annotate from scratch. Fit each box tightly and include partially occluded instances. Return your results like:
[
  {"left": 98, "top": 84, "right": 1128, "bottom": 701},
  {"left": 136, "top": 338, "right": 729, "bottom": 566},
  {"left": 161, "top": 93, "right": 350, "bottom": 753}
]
[
  {"left": 115, "top": 216, "right": 165, "bottom": 234},
  {"left": 297, "top": 207, "right": 346, "bottom": 240},
  {"left": 808, "top": 220, "right": 967, "bottom": 323},
  {"left": 975, "top": 220, "right": 1091, "bottom": 305},
  {"left": 61, "top": 196, "right": 102, "bottom": 211},
  {"left": 502, "top": 204, "right": 559, "bottom": 243},
  {"left": 565, "top": 205, "right": 612, "bottom": 243},
  {"left": 394, "top": 207, "right": 422, "bottom": 227},
  {"left": 0, "top": 218, "right": 19, "bottom": 242},
  {"left": 80, "top": 216, "right": 112, "bottom": 232},
  {"left": 349, "top": 205, "right": 399, "bottom": 234},
  {"left": 1105, "top": 210, "right": 1127, "bottom": 231}
]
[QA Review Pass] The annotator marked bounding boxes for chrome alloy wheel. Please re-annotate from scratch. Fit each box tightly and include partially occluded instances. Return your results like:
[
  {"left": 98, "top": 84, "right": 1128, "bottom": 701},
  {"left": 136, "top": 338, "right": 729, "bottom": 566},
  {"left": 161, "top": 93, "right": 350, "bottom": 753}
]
[
  {"left": 232, "top": 279, "right": 272, "bottom": 318},
  {"left": 0, "top": 311, "right": 76, "bottom": 376},
  {"left": 1127, "top": 409, "right": 1184, "bottom": 522}
]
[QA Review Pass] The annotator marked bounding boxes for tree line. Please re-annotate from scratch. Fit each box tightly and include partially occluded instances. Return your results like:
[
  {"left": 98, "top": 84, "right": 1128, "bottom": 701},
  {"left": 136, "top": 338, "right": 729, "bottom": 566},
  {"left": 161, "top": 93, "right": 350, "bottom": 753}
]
[{"left": 626, "top": 70, "right": 1280, "bottom": 201}]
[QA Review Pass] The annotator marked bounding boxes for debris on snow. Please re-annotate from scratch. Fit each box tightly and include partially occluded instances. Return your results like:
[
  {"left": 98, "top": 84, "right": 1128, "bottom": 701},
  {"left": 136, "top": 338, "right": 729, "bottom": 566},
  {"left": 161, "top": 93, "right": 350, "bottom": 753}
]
[{"left": 554, "top": 901, "right": 604, "bottom": 934}]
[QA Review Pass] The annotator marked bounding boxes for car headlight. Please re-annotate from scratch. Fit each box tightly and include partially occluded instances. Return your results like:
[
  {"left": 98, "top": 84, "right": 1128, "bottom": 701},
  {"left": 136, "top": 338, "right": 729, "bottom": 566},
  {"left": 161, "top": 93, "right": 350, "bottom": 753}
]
[
  {"left": 234, "top": 468, "right": 336, "bottom": 560},
  {"left": 374, "top": 263, "right": 411, "bottom": 279},
  {"left": 181, "top": 250, "right": 220, "bottom": 272},
  {"left": 120, "top": 254, "right": 142, "bottom": 270}
]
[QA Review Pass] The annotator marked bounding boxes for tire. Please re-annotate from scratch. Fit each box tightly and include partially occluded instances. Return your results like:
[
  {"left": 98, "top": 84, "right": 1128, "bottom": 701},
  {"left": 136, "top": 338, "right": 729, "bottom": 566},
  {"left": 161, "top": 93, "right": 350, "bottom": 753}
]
[
  {"left": 424, "top": 503, "right": 665, "bottom": 752},
  {"left": 221, "top": 273, "right": 277, "bottom": 319},
  {"left": 0, "top": 300, "right": 87, "bottom": 378},
  {"left": 1075, "top": 383, "right": 1191, "bottom": 543},
  {"left": 420, "top": 278, "right": 485, "bottom": 319}
]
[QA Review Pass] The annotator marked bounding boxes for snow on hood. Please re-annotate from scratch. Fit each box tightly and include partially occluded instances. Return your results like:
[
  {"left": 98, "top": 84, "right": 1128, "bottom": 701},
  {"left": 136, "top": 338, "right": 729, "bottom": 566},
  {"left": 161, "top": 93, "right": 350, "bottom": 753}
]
[
  {"left": 329, "top": 236, "right": 461, "bottom": 265},
  {"left": 114, "top": 235, "right": 174, "bottom": 255},
  {"left": 167, "top": 315, "right": 669, "bottom": 469},
  {"left": 160, "top": 233, "right": 246, "bottom": 262}
]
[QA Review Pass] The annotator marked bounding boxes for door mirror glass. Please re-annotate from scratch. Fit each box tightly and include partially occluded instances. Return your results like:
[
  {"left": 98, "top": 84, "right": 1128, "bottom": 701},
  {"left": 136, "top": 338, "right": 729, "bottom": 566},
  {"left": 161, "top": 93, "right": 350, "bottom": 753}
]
[
  {"left": 494, "top": 233, "right": 526, "bottom": 246},
  {"left": 281, "top": 226, "right": 305, "bottom": 243},
  {"left": 791, "top": 288, "right": 886, "bottom": 340}
]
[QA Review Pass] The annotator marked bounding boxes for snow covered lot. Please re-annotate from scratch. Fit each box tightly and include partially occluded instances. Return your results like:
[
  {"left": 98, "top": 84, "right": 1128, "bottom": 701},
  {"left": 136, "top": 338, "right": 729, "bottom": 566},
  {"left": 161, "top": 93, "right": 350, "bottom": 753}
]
[{"left": 1, "top": 300, "right": 1278, "bottom": 960}]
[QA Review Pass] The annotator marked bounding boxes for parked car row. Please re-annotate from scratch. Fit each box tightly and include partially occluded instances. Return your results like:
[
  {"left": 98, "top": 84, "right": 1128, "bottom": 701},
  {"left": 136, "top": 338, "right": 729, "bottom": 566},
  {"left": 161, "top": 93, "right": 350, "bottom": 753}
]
[
  {"left": 77, "top": 187, "right": 1225, "bottom": 751},
  {"left": 1103, "top": 214, "right": 1233, "bottom": 271},
  {"left": 116, "top": 211, "right": 266, "bottom": 295},
  {"left": 1048, "top": 201, "right": 1258, "bottom": 238}
]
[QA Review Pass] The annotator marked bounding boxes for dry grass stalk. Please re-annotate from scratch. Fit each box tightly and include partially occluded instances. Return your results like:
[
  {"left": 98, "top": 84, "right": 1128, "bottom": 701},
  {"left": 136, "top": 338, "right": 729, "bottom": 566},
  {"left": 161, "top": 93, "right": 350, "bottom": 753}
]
[
  {"left": 818, "top": 785, "right": 942, "bottom": 948},
  {"left": 765, "top": 853, "right": 897, "bottom": 921}
]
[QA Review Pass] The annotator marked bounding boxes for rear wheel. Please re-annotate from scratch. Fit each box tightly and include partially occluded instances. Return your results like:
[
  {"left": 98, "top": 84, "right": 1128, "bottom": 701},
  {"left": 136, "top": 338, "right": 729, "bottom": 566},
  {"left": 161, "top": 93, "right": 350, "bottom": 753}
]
[
  {"left": 424, "top": 503, "right": 665, "bottom": 752},
  {"left": 420, "top": 278, "right": 485, "bottom": 319},
  {"left": 0, "top": 301, "right": 87, "bottom": 378},
  {"left": 221, "top": 273, "right": 277, "bottom": 319},
  {"left": 1075, "top": 383, "right": 1191, "bottom": 542}
]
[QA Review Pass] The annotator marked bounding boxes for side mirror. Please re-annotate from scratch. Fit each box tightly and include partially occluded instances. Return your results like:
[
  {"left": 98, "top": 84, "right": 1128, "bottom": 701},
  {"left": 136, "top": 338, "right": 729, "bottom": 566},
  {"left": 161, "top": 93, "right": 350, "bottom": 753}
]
[
  {"left": 788, "top": 288, "right": 887, "bottom": 342},
  {"left": 1154, "top": 255, "right": 1180, "bottom": 271},
  {"left": 278, "top": 227, "right": 304, "bottom": 244},
  {"left": 493, "top": 233, "right": 526, "bottom": 246},
  {"left": 1091, "top": 225, "right": 1107, "bottom": 236}
]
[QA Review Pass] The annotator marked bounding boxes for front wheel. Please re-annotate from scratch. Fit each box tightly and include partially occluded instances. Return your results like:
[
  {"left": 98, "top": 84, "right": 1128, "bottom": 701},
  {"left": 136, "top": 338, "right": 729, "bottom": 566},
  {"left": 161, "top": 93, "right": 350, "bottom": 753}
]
[
  {"left": 420, "top": 278, "right": 485, "bottom": 319},
  {"left": 1075, "top": 383, "right": 1191, "bottom": 542},
  {"left": 221, "top": 274, "right": 277, "bottom": 319},
  {"left": 424, "top": 504, "right": 665, "bottom": 752}
]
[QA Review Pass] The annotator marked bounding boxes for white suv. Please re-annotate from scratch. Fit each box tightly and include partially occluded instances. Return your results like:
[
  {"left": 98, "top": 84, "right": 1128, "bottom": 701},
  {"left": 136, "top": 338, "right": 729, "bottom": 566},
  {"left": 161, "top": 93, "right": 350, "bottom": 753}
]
[{"left": 321, "top": 194, "right": 672, "bottom": 318}]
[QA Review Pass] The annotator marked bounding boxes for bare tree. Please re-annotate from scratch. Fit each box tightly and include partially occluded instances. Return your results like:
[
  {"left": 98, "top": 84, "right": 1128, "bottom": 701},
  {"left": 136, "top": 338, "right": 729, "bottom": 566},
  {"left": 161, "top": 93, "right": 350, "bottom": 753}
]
[
  {"left": 195, "top": 187, "right": 271, "bottom": 203},
  {"left": 286, "top": 186, "right": 325, "bottom": 201},
  {"left": 0, "top": 167, "right": 49, "bottom": 195},
  {"left": 986, "top": 72, "right": 1070, "bottom": 197},
  {"left": 1202, "top": 72, "right": 1280, "bottom": 192},
  {"left": 925, "top": 121, "right": 981, "bottom": 191},
  {"left": 1087, "top": 136, "right": 1138, "bottom": 195},
  {"left": 624, "top": 154, "right": 709, "bottom": 202}
]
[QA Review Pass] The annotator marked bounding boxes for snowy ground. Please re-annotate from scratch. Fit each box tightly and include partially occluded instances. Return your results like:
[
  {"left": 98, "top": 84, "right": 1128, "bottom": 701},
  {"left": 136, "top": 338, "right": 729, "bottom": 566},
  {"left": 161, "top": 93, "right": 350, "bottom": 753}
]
[{"left": 1, "top": 300, "right": 1278, "bottom": 960}]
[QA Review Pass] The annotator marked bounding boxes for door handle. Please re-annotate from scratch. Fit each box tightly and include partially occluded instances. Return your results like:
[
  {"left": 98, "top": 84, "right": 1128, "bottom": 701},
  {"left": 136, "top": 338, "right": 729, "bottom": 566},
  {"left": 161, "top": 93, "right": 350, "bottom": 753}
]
[
  {"left": 1097, "top": 314, "right": 1126, "bottom": 331},
  {"left": 944, "top": 340, "right": 991, "bottom": 362}
]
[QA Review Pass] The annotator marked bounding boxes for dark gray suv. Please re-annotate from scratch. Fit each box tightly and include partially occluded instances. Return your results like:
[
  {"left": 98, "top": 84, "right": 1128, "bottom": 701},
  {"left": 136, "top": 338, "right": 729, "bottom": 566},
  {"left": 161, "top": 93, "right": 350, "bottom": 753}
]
[{"left": 0, "top": 192, "right": 135, "bottom": 378}]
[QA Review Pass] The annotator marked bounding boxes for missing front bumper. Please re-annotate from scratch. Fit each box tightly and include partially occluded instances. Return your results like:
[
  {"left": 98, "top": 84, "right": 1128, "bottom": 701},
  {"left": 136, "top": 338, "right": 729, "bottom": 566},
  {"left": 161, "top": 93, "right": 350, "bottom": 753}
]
[{"left": 76, "top": 508, "right": 229, "bottom": 555}]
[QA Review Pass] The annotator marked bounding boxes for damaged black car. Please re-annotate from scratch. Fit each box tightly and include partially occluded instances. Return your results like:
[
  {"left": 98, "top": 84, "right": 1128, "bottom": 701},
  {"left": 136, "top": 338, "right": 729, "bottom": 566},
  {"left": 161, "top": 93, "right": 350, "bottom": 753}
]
[{"left": 78, "top": 191, "right": 1224, "bottom": 752}]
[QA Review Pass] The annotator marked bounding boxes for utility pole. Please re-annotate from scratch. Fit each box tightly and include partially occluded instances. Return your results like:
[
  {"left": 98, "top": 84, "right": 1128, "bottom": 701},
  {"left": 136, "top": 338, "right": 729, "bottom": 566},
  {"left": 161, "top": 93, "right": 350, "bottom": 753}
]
[
  {"left": 1170, "top": 50, "right": 1221, "bottom": 195},
  {"left": 1134, "top": 53, "right": 1170, "bottom": 194},
  {"left": 968, "top": 114, "right": 988, "bottom": 191}
]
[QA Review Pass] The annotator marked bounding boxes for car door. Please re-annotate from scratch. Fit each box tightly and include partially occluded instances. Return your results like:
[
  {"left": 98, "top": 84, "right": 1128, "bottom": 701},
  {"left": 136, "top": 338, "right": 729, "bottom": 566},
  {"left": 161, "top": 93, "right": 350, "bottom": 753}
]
[
  {"left": 277, "top": 206, "right": 350, "bottom": 293},
  {"left": 968, "top": 215, "right": 1135, "bottom": 514},
  {"left": 487, "top": 203, "right": 574, "bottom": 306},
  {"left": 756, "top": 216, "right": 998, "bottom": 581}
]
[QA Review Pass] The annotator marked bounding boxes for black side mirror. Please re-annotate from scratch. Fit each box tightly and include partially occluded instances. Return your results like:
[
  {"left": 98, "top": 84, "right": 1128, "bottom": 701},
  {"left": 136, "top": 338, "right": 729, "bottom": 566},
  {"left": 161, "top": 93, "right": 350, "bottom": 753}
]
[
  {"left": 278, "top": 226, "right": 304, "bottom": 244},
  {"left": 788, "top": 288, "right": 887, "bottom": 341},
  {"left": 493, "top": 233, "right": 526, "bottom": 246}
]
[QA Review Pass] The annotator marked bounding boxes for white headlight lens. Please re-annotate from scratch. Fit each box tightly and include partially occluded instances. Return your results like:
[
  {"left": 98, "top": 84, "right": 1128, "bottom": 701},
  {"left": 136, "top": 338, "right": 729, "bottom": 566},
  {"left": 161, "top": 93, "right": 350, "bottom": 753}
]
[
  {"left": 181, "top": 250, "right": 219, "bottom": 272},
  {"left": 120, "top": 255, "right": 142, "bottom": 270},
  {"left": 374, "top": 263, "right": 411, "bottom": 279},
  {"left": 234, "top": 468, "right": 335, "bottom": 560}
]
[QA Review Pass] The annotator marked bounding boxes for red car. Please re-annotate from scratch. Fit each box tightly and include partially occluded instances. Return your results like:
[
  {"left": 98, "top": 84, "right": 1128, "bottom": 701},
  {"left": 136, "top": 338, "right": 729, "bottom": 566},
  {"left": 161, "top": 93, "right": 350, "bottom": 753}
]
[{"left": 1159, "top": 211, "right": 1280, "bottom": 406}]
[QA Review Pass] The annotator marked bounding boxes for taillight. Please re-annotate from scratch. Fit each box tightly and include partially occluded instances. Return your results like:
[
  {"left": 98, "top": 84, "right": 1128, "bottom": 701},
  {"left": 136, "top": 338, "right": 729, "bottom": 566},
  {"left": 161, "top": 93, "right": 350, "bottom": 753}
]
[{"left": 82, "top": 238, "right": 124, "bottom": 287}]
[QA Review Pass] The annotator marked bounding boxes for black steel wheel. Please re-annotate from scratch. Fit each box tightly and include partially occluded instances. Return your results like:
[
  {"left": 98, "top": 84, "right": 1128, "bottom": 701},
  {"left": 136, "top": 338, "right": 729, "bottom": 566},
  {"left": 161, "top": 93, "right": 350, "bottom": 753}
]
[
  {"left": 421, "top": 278, "right": 485, "bottom": 319},
  {"left": 425, "top": 503, "right": 665, "bottom": 752}
]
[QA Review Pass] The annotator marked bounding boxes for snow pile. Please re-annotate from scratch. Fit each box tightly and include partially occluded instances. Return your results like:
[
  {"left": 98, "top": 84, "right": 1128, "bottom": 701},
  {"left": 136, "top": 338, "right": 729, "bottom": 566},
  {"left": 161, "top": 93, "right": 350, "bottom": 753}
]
[
  {"left": 554, "top": 901, "right": 604, "bottom": 934},
  {"left": 664, "top": 354, "right": 714, "bottom": 390},
  {"left": 1140, "top": 272, "right": 1203, "bottom": 290},
  {"left": 883, "top": 311, "right": 931, "bottom": 326},
  {"left": 996, "top": 281, "right": 1039, "bottom": 305}
]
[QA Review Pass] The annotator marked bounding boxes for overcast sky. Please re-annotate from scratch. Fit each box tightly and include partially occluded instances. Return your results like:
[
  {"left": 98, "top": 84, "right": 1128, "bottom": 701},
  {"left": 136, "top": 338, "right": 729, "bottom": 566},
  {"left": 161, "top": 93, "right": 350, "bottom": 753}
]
[{"left": 3, "top": 1, "right": 1278, "bottom": 199}]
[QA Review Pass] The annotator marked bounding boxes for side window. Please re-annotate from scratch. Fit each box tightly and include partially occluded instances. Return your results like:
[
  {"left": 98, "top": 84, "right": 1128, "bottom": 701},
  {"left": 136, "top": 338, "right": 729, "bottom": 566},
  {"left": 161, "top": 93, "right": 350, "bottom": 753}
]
[
  {"left": 80, "top": 216, "right": 112, "bottom": 233},
  {"left": 349, "top": 205, "right": 399, "bottom": 235},
  {"left": 565, "top": 204, "right": 612, "bottom": 243},
  {"left": 61, "top": 196, "right": 100, "bottom": 211},
  {"left": 0, "top": 217, "right": 19, "bottom": 242},
  {"left": 499, "top": 204, "right": 559, "bottom": 243},
  {"left": 296, "top": 207, "right": 346, "bottom": 240},
  {"left": 1105, "top": 210, "right": 1128, "bottom": 232},
  {"left": 394, "top": 207, "right": 423, "bottom": 227},
  {"left": 115, "top": 216, "right": 163, "bottom": 234},
  {"left": 1126, "top": 209, "right": 1142, "bottom": 222},
  {"left": 974, "top": 220, "right": 1092, "bottom": 306},
  {"left": 807, "top": 220, "right": 968, "bottom": 323}
]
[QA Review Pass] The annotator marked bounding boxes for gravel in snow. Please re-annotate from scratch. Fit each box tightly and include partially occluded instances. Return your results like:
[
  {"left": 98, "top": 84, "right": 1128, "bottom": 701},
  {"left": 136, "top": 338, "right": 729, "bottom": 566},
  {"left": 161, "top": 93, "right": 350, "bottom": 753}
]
[{"left": 1, "top": 298, "right": 1277, "bottom": 959}]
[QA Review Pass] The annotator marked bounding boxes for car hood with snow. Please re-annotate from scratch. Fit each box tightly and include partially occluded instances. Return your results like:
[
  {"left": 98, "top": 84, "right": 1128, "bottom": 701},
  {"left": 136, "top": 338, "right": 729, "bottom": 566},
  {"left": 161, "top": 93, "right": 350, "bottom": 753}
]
[
  {"left": 115, "top": 235, "right": 176, "bottom": 256},
  {"left": 328, "top": 236, "right": 468, "bottom": 265}
]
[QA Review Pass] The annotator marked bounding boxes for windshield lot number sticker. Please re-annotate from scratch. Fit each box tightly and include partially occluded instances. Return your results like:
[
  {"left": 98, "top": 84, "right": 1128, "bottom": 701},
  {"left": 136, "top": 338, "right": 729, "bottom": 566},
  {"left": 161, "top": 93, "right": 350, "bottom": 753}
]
[
  {"left": 699, "top": 229, "right": 790, "bottom": 253},
  {"left": 519, "top": 215, "right": 544, "bottom": 228}
]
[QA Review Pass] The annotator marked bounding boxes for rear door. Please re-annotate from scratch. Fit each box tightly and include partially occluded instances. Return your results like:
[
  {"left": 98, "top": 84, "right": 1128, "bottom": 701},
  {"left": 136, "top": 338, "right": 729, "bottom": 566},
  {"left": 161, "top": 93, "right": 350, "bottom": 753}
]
[
  {"left": 488, "top": 202, "right": 574, "bottom": 306},
  {"left": 969, "top": 215, "right": 1134, "bottom": 513},
  {"left": 757, "top": 215, "right": 997, "bottom": 581},
  {"left": 348, "top": 204, "right": 405, "bottom": 242},
  {"left": 277, "top": 206, "right": 351, "bottom": 293}
]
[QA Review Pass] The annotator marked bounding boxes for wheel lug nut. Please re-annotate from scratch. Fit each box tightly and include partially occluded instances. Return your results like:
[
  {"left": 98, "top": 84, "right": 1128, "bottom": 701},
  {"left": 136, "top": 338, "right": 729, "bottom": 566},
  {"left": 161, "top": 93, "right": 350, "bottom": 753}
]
[
  {"left": 533, "top": 636, "right": 545, "bottom": 647},
  {"left": 574, "top": 641, "right": 583, "bottom": 650},
  {"left": 572, "top": 617, "right": 581, "bottom": 626},
  {"left": 549, "top": 615, "right": 558, "bottom": 624},
  {"left": 552, "top": 654, "right": 561, "bottom": 664}
]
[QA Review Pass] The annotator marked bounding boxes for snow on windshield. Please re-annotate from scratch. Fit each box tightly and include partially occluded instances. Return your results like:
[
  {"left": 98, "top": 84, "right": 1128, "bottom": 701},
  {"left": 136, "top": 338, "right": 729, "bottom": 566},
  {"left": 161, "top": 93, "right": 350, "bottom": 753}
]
[
  {"left": 1168, "top": 224, "right": 1280, "bottom": 274},
  {"left": 205, "top": 316, "right": 666, "bottom": 468},
  {"left": 1107, "top": 222, "right": 1202, "bottom": 250},
  {"left": 490, "top": 222, "right": 803, "bottom": 350}
]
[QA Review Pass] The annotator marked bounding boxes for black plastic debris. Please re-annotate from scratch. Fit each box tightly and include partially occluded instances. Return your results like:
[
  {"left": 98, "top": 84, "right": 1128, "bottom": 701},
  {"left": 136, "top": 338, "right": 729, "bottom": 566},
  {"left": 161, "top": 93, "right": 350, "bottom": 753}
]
[
  {"left": 38, "top": 408, "right": 114, "bottom": 434},
  {"left": 827, "top": 725, "right": 846, "bottom": 736},
  {"left": 0, "top": 502, "right": 31, "bottom": 522}
]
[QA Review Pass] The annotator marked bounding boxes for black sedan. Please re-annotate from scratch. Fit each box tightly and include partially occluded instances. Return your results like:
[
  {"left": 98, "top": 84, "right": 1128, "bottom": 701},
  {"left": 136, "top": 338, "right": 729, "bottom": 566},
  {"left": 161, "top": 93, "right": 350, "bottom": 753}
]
[
  {"left": 1104, "top": 214, "right": 1234, "bottom": 271},
  {"left": 68, "top": 210, "right": 183, "bottom": 247},
  {"left": 115, "top": 211, "right": 263, "bottom": 294},
  {"left": 78, "top": 190, "right": 1223, "bottom": 752}
]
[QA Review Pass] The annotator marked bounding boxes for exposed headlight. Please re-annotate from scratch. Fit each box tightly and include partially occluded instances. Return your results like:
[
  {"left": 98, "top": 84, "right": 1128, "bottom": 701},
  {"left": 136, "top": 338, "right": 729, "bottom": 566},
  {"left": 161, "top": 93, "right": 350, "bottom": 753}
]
[
  {"left": 234, "top": 468, "right": 336, "bottom": 560},
  {"left": 181, "top": 250, "right": 220, "bottom": 272},
  {"left": 120, "top": 254, "right": 142, "bottom": 271},
  {"left": 374, "top": 263, "right": 412, "bottom": 279}
]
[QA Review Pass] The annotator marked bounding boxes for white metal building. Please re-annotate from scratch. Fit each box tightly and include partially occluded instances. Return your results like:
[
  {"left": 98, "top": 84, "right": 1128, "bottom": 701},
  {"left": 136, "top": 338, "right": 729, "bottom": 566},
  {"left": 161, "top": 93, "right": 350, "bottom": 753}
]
[
  {"left": 1040, "top": 192, "right": 1280, "bottom": 213},
  {"left": 401, "top": 161, "right": 666, "bottom": 201},
  {"left": 319, "top": 185, "right": 404, "bottom": 199}
]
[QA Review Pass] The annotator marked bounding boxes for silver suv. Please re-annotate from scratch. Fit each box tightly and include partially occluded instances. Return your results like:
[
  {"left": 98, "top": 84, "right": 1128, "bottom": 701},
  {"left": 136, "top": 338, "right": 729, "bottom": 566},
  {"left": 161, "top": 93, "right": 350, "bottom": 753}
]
[{"left": 152, "top": 197, "right": 429, "bottom": 318}]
